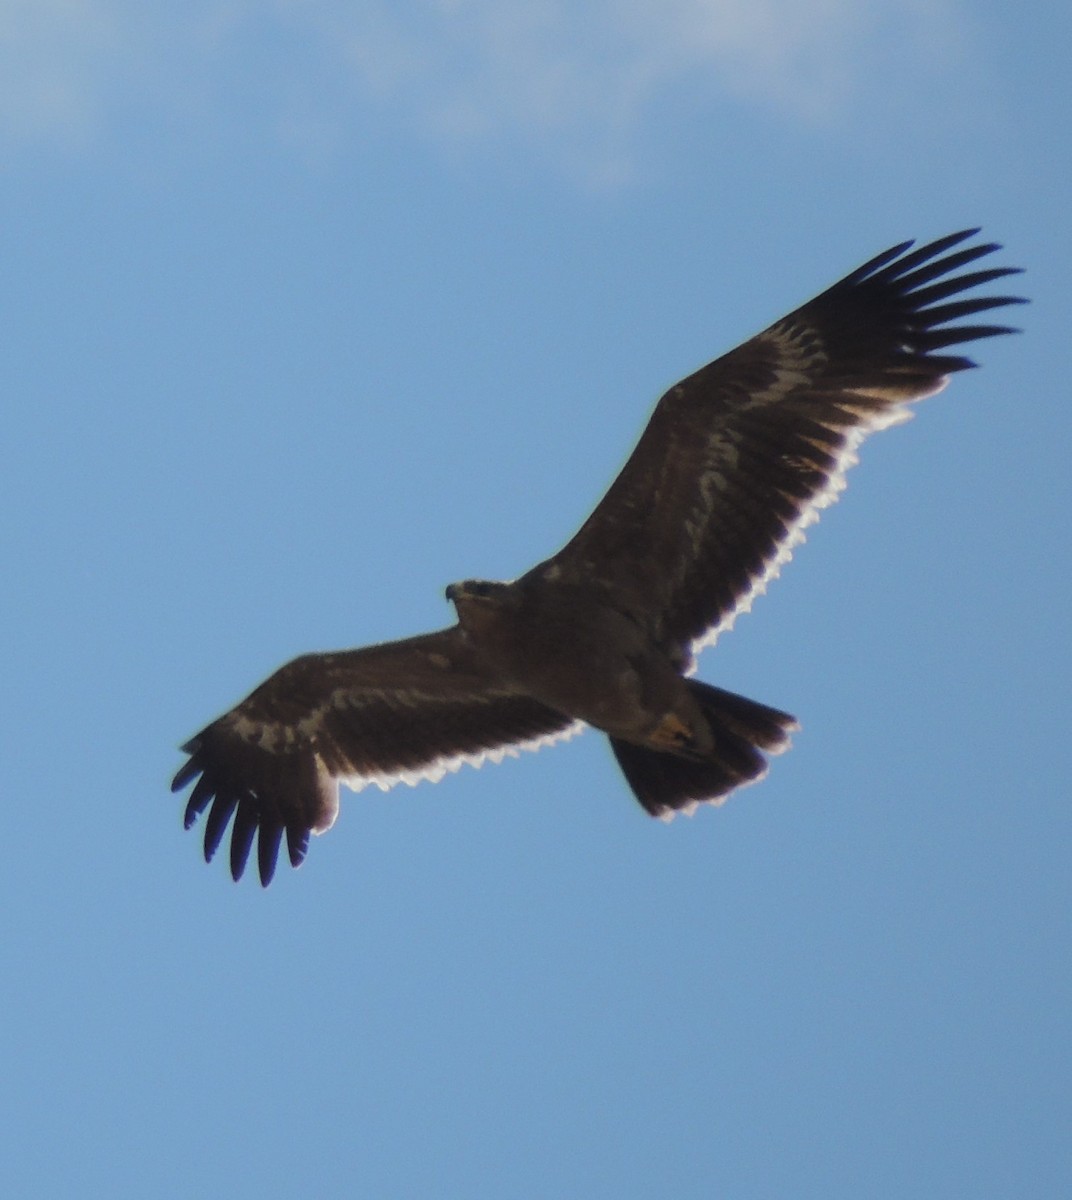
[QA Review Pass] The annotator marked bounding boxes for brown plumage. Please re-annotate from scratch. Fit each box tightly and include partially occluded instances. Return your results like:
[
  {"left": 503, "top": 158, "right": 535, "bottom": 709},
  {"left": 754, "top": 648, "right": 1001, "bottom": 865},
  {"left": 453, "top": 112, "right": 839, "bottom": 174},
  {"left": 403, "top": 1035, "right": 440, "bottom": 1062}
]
[{"left": 173, "top": 229, "right": 1024, "bottom": 884}]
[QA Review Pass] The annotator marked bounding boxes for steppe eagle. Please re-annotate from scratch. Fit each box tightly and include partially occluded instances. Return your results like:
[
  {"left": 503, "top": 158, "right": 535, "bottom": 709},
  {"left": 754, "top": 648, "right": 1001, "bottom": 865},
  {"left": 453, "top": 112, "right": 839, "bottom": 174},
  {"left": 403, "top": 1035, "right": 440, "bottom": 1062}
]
[{"left": 172, "top": 229, "right": 1023, "bottom": 884}]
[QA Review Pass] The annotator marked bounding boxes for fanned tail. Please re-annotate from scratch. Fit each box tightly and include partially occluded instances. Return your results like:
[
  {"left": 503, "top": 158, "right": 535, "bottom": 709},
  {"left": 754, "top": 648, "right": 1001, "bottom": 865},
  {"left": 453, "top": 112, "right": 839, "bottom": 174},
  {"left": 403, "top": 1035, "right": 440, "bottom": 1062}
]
[{"left": 610, "top": 680, "right": 797, "bottom": 818}]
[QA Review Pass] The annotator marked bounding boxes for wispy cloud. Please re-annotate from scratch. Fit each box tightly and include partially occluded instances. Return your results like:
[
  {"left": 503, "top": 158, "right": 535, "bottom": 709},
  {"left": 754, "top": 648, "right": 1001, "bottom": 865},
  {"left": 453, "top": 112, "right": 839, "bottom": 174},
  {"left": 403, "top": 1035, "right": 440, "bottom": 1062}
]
[
  {"left": 0, "top": 0, "right": 124, "bottom": 146},
  {"left": 275, "top": 0, "right": 872, "bottom": 179},
  {"left": 0, "top": 1, "right": 977, "bottom": 180}
]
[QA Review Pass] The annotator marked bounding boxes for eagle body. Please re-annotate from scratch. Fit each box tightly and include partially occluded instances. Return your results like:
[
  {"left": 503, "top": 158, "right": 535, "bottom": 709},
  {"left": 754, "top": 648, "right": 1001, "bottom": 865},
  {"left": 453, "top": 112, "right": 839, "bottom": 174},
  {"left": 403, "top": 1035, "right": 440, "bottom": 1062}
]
[
  {"left": 446, "top": 576, "right": 708, "bottom": 751},
  {"left": 171, "top": 230, "right": 1024, "bottom": 884}
]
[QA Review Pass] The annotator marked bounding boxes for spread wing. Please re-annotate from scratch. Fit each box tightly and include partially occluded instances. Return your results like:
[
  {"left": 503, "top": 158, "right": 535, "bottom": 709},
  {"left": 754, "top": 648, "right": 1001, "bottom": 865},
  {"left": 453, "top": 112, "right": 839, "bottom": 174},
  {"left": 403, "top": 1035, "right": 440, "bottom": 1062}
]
[
  {"left": 172, "top": 627, "right": 579, "bottom": 885},
  {"left": 533, "top": 230, "right": 1024, "bottom": 654}
]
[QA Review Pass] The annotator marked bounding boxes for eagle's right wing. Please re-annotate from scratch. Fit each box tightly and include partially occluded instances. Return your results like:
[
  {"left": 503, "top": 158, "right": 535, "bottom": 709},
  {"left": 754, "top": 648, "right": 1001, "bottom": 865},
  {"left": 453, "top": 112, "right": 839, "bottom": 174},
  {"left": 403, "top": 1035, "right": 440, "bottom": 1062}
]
[
  {"left": 536, "top": 230, "right": 1023, "bottom": 655},
  {"left": 172, "top": 627, "right": 580, "bottom": 885}
]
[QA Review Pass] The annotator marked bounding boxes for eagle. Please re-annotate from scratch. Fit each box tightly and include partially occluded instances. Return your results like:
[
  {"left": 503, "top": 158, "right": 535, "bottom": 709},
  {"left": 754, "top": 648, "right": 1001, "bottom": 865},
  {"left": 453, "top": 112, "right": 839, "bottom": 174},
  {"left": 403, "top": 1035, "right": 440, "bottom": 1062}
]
[{"left": 172, "top": 229, "right": 1023, "bottom": 885}]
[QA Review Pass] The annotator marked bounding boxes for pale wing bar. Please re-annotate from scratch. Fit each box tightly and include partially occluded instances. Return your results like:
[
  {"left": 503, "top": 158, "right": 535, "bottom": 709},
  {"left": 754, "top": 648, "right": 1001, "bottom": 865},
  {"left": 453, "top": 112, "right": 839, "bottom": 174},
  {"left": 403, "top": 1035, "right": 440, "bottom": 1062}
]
[{"left": 670, "top": 229, "right": 1025, "bottom": 650}]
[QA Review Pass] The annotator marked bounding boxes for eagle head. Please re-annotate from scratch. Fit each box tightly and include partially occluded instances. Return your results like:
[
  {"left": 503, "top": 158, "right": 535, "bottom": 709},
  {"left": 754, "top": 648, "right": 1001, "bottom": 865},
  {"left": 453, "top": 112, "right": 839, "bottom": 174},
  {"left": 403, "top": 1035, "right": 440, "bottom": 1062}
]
[
  {"left": 445, "top": 579, "right": 521, "bottom": 631},
  {"left": 445, "top": 579, "right": 512, "bottom": 605}
]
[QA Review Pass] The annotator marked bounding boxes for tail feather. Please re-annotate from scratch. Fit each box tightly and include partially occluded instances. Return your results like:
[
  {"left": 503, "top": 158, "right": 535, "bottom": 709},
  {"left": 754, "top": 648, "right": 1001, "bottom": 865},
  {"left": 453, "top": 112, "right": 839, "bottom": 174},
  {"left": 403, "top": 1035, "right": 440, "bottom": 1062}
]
[{"left": 610, "top": 680, "right": 797, "bottom": 818}]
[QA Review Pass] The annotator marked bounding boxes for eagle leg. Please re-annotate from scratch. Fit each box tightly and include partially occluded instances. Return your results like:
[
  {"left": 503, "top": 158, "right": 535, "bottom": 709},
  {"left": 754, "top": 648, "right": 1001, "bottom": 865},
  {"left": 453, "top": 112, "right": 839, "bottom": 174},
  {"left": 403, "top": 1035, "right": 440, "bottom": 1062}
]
[{"left": 647, "top": 711, "right": 697, "bottom": 752}]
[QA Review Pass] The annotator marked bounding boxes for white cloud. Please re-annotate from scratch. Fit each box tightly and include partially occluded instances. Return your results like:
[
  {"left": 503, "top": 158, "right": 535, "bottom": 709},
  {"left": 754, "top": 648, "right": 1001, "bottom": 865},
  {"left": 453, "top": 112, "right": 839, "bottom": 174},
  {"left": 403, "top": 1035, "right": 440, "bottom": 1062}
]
[
  {"left": 273, "top": 0, "right": 976, "bottom": 181},
  {"left": 0, "top": 0, "right": 123, "bottom": 146},
  {"left": 0, "top": 1, "right": 976, "bottom": 180}
]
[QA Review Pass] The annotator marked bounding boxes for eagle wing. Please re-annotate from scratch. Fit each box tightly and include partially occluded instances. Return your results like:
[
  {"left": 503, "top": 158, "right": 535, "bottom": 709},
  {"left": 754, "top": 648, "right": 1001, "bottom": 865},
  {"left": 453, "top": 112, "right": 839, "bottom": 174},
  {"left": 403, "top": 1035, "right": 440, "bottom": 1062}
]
[
  {"left": 534, "top": 230, "right": 1024, "bottom": 654},
  {"left": 172, "top": 627, "right": 579, "bottom": 885}
]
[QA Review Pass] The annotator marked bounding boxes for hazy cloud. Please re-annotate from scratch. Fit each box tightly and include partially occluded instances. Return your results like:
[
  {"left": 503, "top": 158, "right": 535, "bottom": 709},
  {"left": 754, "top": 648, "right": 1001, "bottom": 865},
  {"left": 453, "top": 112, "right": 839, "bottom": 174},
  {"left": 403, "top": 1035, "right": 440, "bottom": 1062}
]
[
  {"left": 0, "top": 0, "right": 123, "bottom": 145},
  {"left": 0, "top": 1, "right": 974, "bottom": 178}
]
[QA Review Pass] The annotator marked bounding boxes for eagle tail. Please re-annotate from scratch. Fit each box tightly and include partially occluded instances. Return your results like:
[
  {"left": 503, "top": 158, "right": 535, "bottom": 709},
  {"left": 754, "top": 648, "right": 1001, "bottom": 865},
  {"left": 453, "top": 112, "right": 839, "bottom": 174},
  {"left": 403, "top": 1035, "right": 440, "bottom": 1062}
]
[{"left": 609, "top": 681, "right": 798, "bottom": 817}]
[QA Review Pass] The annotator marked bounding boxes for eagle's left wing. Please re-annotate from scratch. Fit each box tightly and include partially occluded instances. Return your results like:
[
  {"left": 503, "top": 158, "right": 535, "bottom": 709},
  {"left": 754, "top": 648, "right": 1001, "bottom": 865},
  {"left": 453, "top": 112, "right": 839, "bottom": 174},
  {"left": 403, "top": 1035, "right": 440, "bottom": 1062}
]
[
  {"left": 173, "top": 627, "right": 579, "bottom": 885},
  {"left": 534, "top": 230, "right": 1024, "bottom": 655}
]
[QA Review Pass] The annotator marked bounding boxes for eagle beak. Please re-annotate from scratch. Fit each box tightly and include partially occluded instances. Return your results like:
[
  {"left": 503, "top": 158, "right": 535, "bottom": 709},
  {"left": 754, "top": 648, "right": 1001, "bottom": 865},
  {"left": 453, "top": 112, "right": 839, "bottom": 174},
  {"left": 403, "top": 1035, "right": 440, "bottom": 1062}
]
[{"left": 445, "top": 583, "right": 459, "bottom": 603}]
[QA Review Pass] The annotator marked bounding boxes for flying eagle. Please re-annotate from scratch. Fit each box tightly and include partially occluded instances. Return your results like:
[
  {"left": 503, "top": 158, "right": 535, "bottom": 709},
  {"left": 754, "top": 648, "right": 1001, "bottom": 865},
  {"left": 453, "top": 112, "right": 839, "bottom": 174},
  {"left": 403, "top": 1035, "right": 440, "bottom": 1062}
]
[{"left": 172, "top": 229, "right": 1023, "bottom": 885}]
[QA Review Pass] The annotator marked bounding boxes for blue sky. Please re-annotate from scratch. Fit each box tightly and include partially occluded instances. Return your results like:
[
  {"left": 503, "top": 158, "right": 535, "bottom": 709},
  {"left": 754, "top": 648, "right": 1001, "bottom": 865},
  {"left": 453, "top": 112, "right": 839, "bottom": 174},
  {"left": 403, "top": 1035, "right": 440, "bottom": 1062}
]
[{"left": 2, "top": 3, "right": 1068, "bottom": 1196}]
